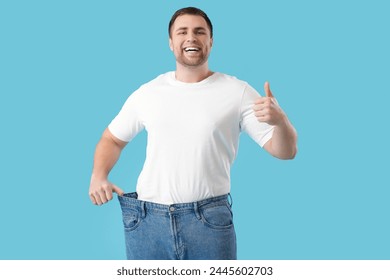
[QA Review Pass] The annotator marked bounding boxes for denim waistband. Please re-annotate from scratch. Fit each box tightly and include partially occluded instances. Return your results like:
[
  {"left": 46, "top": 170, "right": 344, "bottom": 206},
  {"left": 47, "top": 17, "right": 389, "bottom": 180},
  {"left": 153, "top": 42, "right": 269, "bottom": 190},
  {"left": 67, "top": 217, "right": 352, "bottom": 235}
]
[{"left": 118, "top": 192, "right": 231, "bottom": 214}]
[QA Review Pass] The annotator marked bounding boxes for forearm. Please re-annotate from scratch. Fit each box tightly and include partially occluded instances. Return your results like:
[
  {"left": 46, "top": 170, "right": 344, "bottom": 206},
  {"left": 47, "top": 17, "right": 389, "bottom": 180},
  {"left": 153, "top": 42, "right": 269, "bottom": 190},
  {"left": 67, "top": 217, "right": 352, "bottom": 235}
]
[
  {"left": 269, "top": 116, "right": 297, "bottom": 159},
  {"left": 89, "top": 129, "right": 126, "bottom": 205},
  {"left": 91, "top": 129, "right": 126, "bottom": 180}
]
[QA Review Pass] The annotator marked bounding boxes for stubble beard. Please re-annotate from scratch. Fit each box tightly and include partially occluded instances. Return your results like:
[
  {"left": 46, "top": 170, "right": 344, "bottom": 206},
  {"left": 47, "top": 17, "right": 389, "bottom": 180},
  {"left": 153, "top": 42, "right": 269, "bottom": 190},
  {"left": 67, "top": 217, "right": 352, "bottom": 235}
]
[{"left": 176, "top": 51, "right": 209, "bottom": 68}]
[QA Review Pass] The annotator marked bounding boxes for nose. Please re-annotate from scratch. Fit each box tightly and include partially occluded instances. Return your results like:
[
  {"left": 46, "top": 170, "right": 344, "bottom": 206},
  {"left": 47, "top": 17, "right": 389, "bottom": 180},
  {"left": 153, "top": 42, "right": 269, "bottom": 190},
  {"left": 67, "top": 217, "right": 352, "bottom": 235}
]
[{"left": 186, "top": 33, "right": 197, "bottom": 42}]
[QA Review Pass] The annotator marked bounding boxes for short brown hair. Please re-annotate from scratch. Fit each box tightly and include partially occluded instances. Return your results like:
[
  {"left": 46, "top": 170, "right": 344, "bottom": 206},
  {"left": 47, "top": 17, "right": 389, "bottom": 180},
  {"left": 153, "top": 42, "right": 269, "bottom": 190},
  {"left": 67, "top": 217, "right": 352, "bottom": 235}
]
[{"left": 168, "top": 7, "right": 213, "bottom": 38}]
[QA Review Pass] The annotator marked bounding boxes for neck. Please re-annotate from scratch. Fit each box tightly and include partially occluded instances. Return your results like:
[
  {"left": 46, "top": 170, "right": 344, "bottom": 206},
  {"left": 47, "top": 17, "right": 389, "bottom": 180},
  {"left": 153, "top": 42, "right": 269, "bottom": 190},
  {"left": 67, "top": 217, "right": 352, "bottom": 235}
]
[{"left": 175, "top": 62, "right": 213, "bottom": 83}]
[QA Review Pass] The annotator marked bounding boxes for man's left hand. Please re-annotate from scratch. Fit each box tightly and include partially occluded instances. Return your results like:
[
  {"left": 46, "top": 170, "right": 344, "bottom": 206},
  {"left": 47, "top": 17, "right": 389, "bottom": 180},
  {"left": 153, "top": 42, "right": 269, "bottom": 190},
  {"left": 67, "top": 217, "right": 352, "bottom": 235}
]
[{"left": 253, "top": 81, "right": 286, "bottom": 126}]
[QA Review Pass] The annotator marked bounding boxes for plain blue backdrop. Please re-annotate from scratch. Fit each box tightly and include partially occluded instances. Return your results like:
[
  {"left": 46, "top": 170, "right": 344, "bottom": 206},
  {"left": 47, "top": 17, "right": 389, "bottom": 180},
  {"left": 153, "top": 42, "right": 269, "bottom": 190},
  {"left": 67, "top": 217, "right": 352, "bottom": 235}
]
[{"left": 1, "top": 0, "right": 389, "bottom": 259}]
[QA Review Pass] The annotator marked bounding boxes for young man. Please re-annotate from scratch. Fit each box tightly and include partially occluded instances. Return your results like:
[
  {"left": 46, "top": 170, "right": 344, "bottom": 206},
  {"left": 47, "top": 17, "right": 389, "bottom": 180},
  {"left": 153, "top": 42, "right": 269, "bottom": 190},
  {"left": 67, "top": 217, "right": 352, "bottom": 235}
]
[{"left": 89, "top": 7, "right": 297, "bottom": 260}]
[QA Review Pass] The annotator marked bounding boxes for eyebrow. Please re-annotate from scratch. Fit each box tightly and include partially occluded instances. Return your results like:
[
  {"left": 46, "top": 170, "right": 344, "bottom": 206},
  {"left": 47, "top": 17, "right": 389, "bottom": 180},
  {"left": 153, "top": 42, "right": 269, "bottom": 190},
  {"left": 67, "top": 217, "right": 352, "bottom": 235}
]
[{"left": 175, "top": 27, "right": 207, "bottom": 32}]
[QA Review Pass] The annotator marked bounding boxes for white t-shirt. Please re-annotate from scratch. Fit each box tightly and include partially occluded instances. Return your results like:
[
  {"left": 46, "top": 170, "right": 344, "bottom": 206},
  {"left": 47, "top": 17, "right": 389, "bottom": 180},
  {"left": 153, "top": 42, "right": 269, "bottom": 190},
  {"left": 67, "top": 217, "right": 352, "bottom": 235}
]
[{"left": 108, "top": 72, "right": 274, "bottom": 204}]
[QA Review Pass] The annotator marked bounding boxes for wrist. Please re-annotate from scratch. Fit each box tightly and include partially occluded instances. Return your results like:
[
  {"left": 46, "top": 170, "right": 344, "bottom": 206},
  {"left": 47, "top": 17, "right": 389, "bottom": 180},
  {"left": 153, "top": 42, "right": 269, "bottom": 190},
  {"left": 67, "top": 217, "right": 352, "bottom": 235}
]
[
  {"left": 91, "top": 173, "right": 108, "bottom": 182},
  {"left": 275, "top": 113, "right": 289, "bottom": 127}
]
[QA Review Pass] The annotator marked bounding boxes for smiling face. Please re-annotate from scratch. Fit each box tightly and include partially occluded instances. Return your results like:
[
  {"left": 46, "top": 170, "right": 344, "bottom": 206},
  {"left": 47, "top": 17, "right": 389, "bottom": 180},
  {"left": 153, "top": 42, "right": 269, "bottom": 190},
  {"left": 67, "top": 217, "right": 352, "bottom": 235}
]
[{"left": 169, "top": 14, "right": 213, "bottom": 68}]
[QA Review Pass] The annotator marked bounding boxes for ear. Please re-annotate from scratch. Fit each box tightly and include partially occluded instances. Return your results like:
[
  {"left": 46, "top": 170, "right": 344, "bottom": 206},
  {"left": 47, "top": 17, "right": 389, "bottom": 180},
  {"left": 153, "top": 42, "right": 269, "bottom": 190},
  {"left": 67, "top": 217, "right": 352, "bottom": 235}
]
[
  {"left": 169, "top": 38, "right": 173, "bottom": 51},
  {"left": 210, "top": 37, "right": 213, "bottom": 48}
]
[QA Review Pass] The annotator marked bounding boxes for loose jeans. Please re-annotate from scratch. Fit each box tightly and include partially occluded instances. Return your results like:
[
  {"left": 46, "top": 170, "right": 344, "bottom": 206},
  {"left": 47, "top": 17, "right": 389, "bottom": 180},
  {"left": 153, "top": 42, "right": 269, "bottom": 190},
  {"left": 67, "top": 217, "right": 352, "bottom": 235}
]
[{"left": 118, "top": 192, "right": 237, "bottom": 260}]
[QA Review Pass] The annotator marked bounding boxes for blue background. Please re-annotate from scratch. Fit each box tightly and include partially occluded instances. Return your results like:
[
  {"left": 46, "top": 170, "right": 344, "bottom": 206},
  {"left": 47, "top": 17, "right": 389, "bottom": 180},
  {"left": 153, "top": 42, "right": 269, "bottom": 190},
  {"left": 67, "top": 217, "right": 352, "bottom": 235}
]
[{"left": 1, "top": 0, "right": 389, "bottom": 259}]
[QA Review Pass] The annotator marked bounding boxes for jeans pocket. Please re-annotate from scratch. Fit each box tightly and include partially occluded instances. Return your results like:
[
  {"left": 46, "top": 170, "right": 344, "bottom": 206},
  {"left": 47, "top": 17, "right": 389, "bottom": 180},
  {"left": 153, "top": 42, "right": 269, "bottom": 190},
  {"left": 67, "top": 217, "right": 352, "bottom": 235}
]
[
  {"left": 200, "top": 202, "right": 234, "bottom": 230},
  {"left": 122, "top": 207, "right": 142, "bottom": 232}
]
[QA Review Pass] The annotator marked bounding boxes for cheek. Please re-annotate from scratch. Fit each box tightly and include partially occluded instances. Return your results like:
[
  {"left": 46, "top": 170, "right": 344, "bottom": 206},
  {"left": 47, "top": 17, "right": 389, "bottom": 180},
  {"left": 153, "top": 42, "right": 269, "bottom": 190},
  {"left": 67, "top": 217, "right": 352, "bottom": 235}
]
[{"left": 171, "top": 42, "right": 181, "bottom": 52}]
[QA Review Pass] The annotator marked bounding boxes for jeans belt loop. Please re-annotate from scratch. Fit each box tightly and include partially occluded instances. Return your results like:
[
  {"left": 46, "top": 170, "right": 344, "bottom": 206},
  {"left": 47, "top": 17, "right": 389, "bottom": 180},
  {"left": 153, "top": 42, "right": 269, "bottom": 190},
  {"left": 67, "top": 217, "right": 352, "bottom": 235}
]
[
  {"left": 228, "top": 193, "right": 233, "bottom": 208},
  {"left": 193, "top": 202, "right": 201, "bottom": 220},
  {"left": 140, "top": 201, "right": 146, "bottom": 218}
]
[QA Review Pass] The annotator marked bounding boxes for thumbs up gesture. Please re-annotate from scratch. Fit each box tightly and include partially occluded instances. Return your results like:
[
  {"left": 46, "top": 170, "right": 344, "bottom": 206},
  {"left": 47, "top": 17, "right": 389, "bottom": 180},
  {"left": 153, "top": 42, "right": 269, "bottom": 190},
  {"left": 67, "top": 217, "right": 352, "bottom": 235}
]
[{"left": 253, "top": 82, "right": 286, "bottom": 126}]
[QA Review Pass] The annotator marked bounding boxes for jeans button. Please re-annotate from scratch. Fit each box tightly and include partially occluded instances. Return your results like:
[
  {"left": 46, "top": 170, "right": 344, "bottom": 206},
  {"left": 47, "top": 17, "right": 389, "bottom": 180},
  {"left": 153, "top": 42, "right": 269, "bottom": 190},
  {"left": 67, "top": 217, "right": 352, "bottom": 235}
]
[{"left": 169, "top": 206, "right": 175, "bottom": 212}]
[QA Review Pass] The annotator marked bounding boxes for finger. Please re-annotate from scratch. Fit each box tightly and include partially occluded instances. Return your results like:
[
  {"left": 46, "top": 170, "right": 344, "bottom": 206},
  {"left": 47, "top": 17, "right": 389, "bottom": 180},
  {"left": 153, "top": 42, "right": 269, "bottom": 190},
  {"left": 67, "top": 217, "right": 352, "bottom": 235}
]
[
  {"left": 254, "top": 97, "right": 268, "bottom": 104},
  {"left": 93, "top": 192, "right": 104, "bottom": 205},
  {"left": 264, "top": 81, "right": 273, "bottom": 98},
  {"left": 104, "top": 187, "right": 113, "bottom": 201},
  {"left": 112, "top": 184, "right": 125, "bottom": 196},
  {"left": 253, "top": 103, "right": 262, "bottom": 111},
  {"left": 254, "top": 108, "right": 270, "bottom": 118},
  {"left": 99, "top": 190, "right": 109, "bottom": 204},
  {"left": 253, "top": 100, "right": 272, "bottom": 111},
  {"left": 253, "top": 104, "right": 268, "bottom": 114},
  {"left": 89, "top": 193, "right": 98, "bottom": 205}
]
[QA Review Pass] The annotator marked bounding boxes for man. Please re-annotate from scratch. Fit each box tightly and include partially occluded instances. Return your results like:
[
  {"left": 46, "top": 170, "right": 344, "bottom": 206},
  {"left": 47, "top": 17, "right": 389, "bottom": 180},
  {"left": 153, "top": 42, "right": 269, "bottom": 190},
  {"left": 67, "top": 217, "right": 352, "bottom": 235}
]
[{"left": 89, "top": 7, "right": 297, "bottom": 260}]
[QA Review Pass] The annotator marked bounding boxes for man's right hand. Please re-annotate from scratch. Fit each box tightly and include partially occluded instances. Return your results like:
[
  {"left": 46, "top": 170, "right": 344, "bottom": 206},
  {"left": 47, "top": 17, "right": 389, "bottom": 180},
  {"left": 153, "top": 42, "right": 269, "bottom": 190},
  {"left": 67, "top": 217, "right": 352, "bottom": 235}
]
[{"left": 89, "top": 177, "right": 124, "bottom": 206}]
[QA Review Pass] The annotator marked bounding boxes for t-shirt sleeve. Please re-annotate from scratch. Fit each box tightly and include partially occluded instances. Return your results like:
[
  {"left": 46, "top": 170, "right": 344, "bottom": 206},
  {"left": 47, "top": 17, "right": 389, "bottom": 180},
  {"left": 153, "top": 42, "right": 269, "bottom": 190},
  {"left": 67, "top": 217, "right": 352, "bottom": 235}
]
[
  {"left": 108, "top": 90, "right": 145, "bottom": 142},
  {"left": 239, "top": 84, "right": 274, "bottom": 147}
]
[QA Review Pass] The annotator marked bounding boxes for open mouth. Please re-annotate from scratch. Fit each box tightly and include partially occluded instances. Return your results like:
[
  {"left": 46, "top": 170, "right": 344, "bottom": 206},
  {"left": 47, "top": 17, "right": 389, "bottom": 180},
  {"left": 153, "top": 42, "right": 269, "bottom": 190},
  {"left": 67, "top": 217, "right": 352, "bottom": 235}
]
[{"left": 184, "top": 47, "right": 200, "bottom": 52}]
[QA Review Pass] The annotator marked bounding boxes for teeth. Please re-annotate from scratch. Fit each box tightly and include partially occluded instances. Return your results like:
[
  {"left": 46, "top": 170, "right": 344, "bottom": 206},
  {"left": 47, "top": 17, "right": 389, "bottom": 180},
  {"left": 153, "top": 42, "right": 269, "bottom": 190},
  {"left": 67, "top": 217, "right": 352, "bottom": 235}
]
[{"left": 185, "top": 47, "right": 199, "bottom": 52}]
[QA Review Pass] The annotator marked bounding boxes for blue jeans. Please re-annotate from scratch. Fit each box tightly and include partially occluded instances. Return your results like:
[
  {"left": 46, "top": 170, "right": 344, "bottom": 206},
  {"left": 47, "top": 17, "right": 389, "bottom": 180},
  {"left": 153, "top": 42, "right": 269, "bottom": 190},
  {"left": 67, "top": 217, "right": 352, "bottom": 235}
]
[{"left": 118, "top": 192, "right": 237, "bottom": 260}]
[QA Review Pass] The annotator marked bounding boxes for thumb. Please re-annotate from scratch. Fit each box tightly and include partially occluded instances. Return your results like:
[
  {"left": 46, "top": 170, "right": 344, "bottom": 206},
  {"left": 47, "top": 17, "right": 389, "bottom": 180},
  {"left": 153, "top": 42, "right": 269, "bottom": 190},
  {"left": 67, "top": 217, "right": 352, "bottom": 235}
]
[
  {"left": 112, "top": 184, "right": 124, "bottom": 196},
  {"left": 264, "top": 81, "right": 274, "bottom": 98}
]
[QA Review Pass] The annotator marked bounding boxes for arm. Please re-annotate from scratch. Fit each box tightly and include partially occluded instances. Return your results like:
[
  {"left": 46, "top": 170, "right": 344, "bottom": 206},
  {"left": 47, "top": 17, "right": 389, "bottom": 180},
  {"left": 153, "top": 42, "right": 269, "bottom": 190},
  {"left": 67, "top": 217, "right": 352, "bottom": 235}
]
[
  {"left": 253, "top": 82, "right": 298, "bottom": 159},
  {"left": 89, "top": 128, "right": 128, "bottom": 205},
  {"left": 263, "top": 116, "right": 297, "bottom": 159}
]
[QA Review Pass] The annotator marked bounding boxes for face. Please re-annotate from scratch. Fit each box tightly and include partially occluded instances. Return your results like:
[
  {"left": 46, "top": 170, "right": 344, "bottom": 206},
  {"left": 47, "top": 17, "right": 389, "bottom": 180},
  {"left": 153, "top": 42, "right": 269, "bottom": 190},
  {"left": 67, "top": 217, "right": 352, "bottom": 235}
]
[{"left": 169, "top": 14, "right": 213, "bottom": 68}]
